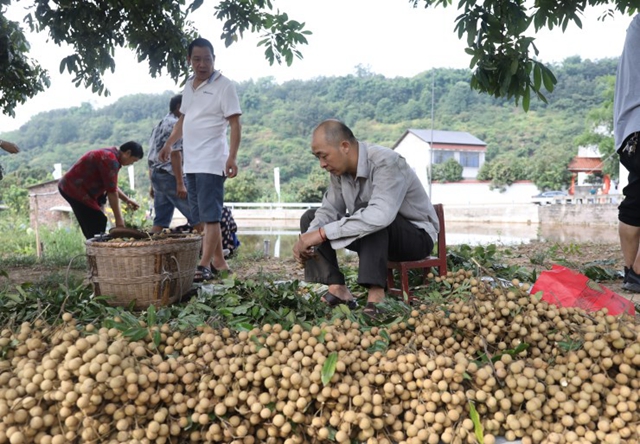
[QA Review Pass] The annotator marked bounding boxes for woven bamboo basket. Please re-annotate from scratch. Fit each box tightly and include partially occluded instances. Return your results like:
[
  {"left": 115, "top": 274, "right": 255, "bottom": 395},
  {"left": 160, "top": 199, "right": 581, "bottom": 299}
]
[{"left": 86, "top": 234, "right": 202, "bottom": 310}]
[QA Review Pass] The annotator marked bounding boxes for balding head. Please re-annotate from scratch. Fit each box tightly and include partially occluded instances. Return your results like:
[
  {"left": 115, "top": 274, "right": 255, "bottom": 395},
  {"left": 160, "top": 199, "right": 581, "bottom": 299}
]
[
  {"left": 313, "top": 120, "right": 357, "bottom": 148},
  {"left": 311, "top": 119, "right": 359, "bottom": 177}
]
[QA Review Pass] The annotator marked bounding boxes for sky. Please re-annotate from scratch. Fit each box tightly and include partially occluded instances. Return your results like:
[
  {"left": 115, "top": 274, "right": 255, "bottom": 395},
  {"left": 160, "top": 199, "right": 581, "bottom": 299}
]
[{"left": 0, "top": 1, "right": 634, "bottom": 132}]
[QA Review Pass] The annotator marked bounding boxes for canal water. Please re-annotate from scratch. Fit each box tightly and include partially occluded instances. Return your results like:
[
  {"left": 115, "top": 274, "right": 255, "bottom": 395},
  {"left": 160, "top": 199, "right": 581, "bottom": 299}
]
[{"left": 236, "top": 221, "right": 619, "bottom": 258}]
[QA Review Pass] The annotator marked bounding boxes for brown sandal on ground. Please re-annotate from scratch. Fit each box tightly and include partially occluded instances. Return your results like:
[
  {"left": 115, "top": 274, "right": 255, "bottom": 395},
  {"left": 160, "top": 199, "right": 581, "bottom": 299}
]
[
  {"left": 363, "top": 302, "right": 384, "bottom": 319},
  {"left": 210, "top": 263, "right": 233, "bottom": 278},
  {"left": 322, "top": 292, "right": 358, "bottom": 310}
]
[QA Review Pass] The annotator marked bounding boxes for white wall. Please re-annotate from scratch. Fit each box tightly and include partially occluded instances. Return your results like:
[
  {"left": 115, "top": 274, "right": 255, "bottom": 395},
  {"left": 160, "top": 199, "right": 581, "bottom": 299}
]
[
  {"left": 431, "top": 181, "right": 539, "bottom": 205},
  {"left": 395, "top": 133, "right": 431, "bottom": 190}
]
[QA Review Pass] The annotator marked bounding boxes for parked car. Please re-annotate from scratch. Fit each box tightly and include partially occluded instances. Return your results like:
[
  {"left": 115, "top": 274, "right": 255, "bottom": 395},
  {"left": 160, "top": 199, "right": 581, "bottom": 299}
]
[{"left": 531, "top": 190, "right": 569, "bottom": 205}]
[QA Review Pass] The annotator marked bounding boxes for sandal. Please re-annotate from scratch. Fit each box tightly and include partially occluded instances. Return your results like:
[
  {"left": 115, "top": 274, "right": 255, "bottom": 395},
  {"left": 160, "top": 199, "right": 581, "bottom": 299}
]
[
  {"left": 322, "top": 292, "right": 358, "bottom": 310},
  {"left": 194, "top": 265, "right": 214, "bottom": 283},
  {"left": 363, "top": 302, "right": 385, "bottom": 320},
  {"left": 210, "top": 263, "right": 233, "bottom": 278}
]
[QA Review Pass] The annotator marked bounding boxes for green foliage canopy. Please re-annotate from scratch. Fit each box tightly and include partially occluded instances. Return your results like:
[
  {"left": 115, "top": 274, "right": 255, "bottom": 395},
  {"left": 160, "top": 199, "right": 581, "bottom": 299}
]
[
  {"left": 411, "top": 0, "right": 636, "bottom": 110},
  {"left": 0, "top": 0, "right": 311, "bottom": 116},
  {"left": 0, "top": 0, "right": 635, "bottom": 116}
]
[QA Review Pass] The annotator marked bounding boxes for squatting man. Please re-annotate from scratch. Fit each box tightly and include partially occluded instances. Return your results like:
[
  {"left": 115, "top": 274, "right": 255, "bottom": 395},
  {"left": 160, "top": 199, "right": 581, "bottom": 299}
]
[{"left": 293, "top": 120, "right": 439, "bottom": 318}]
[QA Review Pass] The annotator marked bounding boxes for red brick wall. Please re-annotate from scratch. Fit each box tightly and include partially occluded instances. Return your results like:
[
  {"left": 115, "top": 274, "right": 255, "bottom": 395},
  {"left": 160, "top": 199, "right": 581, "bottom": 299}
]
[{"left": 28, "top": 180, "right": 73, "bottom": 230}]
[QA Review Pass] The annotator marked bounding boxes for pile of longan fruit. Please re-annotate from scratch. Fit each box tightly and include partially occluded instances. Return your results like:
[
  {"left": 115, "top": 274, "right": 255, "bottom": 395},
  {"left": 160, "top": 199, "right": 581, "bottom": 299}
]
[{"left": 0, "top": 269, "right": 638, "bottom": 444}]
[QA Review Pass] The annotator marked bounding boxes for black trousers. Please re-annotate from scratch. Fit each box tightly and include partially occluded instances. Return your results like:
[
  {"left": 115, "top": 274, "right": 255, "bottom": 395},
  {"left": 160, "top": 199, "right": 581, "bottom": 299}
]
[
  {"left": 59, "top": 187, "right": 107, "bottom": 239},
  {"left": 301, "top": 208, "right": 434, "bottom": 289}
]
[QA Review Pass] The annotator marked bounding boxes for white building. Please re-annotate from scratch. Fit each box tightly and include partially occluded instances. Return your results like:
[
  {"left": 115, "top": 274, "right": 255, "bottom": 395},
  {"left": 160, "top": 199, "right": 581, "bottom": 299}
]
[{"left": 393, "top": 129, "right": 487, "bottom": 190}]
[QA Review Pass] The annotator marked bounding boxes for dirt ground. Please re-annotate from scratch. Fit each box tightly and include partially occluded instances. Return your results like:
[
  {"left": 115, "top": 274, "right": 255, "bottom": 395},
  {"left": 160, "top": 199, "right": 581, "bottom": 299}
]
[{"left": 3, "top": 240, "right": 640, "bottom": 312}]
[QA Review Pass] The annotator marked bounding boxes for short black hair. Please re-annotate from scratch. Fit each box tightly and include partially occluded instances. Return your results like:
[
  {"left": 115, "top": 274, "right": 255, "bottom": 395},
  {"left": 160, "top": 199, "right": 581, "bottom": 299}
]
[
  {"left": 119, "top": 141, "right": 144, "bottom": 159},
  {"left": 316, "top": 119, "right": 357, "bottom": 146},
  {"left": 188, "top": 38, "right": 215, "bottom": 58},
  {"left": 169, "top": 94, "right": 182, "bottom": 113}
]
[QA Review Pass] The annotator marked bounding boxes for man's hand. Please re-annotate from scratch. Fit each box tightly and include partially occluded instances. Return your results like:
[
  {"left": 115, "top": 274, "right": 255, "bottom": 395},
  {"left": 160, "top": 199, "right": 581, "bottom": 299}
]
[
  {"left": 158, "top": 145, "right": 171, "bottom": 163},
  {"left": 225, "top": 158, "right": 238, "bottom": 178},
  {"left": 177, "top": 182, "right": 187, "bottom": 199},
  {"left": 293, "top": 236, "right": 315, "bottom": 264},
  {"left": 149, "top": 186, "right": 155, "bottom": 199},
  {"left": 292, "top": 229, "right": 325, "bottom": 264}
]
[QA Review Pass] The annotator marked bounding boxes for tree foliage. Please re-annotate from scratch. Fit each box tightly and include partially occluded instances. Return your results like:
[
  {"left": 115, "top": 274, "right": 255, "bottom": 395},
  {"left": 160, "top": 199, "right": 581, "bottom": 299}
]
[
  {"left": 1, "top": 0, "right": 636, "bottom": 115},
  {"left": 432, "top": 158, "right": 463, "bottom": 183},
  {"left": 0, "top": 0, "right": 311, "bottom": 116},
  {"left": 573, "top": 75, "right": 617, "bottom": 178},
  {"left": 0, "top": 57, "right": 618, "bottom": 201},
  {"left": 411, "top": 0, "right": 636, "bottom": 110}
]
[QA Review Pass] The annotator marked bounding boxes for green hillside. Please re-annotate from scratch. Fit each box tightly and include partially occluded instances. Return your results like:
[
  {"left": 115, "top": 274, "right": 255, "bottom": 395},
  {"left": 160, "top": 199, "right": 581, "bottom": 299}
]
[{"left": 0, "top": 56, "right": 617, "bottom": 205}]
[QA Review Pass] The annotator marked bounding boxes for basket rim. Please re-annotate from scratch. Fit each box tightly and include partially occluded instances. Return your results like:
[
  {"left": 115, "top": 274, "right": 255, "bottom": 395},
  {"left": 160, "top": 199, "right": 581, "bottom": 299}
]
[{"left": 86, "top": 234, "right": 202, "bottom": 248}]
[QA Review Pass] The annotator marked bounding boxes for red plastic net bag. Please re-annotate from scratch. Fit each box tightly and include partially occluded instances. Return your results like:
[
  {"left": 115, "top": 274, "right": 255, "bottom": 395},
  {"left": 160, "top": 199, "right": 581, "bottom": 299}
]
[{"left": 531, "top": 265, "right": 636, "bottom": 316}]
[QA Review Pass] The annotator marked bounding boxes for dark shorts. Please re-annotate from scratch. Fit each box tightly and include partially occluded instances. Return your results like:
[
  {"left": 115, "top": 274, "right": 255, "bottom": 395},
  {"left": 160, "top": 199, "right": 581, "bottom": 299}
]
[
  {"left": 619, "top": 132, "right": 640, "bottom": 226},
  {"left": 185, "top": 173, "right": 225, "bottom": 223}
]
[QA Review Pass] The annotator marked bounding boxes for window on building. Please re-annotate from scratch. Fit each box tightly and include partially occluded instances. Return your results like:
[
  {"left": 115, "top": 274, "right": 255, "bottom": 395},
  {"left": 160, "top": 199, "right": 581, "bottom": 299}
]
[
  {"left": 433, "top": 150, "right": 454, "bottom": 164},
  {"left": 459, "top": 151, "right": 480, "bottom": 168}
]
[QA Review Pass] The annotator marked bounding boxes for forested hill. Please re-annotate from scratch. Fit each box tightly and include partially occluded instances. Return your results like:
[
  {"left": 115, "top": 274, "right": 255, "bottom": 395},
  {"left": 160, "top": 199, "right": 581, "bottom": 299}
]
[{"left": 0, "top": 56, "right": 617, "bottom": 202}]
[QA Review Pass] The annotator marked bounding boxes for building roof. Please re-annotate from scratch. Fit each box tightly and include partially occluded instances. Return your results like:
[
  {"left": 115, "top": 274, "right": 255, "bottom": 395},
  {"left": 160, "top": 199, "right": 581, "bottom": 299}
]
[
  {"left": 26, "top": 179, "right": 59, "bottom": 190},
  {"left": 393, "top": 129, "right": 486, "bottom": 149},
  {"left": 568, "top": 157, "right": 603, "bottom": 173}
]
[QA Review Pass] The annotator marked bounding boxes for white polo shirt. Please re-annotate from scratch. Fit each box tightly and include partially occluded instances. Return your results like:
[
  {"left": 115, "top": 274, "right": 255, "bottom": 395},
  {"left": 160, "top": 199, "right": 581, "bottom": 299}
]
[{"left": 180, "top": 70, "right": 242, "bottom": 175}]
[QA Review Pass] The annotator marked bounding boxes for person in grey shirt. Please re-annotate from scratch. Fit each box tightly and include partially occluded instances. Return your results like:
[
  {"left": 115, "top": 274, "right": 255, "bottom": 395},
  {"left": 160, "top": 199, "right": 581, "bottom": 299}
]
[
  {"left": 614, "top": 14, "right": 640, "bottom": 292},
  {"left": 148, "top": 94, "right": 201, "bottom": 233},
  {"left": 293, "top": 119, "right": 439, "bottom": 318}
]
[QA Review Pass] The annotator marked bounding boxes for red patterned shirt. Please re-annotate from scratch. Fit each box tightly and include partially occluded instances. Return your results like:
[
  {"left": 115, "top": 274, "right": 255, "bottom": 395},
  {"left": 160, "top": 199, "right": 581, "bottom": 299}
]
[{"left": 58, "top": 147, "right": 122, "bottom": 211}]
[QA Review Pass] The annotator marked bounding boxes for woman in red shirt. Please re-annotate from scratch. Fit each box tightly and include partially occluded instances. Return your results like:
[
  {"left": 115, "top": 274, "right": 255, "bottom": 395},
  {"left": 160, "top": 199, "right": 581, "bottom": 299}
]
[{"left": 58, "top": 141, "right": 143, "bottom": 239}]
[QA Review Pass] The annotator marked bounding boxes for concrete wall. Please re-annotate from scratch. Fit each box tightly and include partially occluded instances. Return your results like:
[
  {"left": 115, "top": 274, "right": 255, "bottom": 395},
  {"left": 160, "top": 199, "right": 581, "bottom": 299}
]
[{"left": 539, "top": 203, "right": 618, "bottom": 226}]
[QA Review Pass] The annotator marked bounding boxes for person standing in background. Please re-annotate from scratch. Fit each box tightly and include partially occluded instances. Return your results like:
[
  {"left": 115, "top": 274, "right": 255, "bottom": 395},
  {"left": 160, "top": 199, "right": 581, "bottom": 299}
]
[
  {"left": 614, "top": 14, "right": 640, "bottom": 292},
  {"left": 148, "top": 94, "right": 201, "bottom": 233},
  {"left": 159, "top": 37, "right": 242, "bottom": 282}
]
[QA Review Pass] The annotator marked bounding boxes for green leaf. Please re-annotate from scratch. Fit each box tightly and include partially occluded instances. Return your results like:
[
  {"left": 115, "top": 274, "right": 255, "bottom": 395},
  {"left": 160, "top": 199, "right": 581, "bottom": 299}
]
[
  {"left": 367, "top": 340, "right": 389, "bottom": 353},
  {"left": 234, "top": 322, "right": 255, "bottom": 332},
  {"left": 123, "top": 327, "right": 149, "bottom": 342},
  {"left": 533, "top": 63, "right": 542, "bottom": 91},
  {"left": 152, "top": 330, "right": 161, "bottom": 348},
  {"left": 523, "top": 85, "right": 530, "bottom": 112},
  {"left": 321, "top": 351, "right": 338, "bottom": 386},
  {"left": 469, "top": 401, "right": 484, "bottom": 444},
  {"left": 147, "top": 305, "right": 157, "bottom": 327},
  {"left": 510, "top": 59, "right": 519, "bottom": 75},
  {"left": 250, "top": 335, "right": 264, "bottom": 350},
  {"left": 541, "top": 65, "right": 557, "bottom": 92}
]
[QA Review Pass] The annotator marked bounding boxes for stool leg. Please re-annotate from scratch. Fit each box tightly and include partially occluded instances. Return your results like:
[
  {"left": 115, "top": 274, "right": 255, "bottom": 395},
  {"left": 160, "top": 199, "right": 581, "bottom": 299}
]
[
  {"left": 387, "top": 268, "right": 396, "bottom": 293},
  {"left": 401, "top": 264, "right": 411, "bottom": 302}
]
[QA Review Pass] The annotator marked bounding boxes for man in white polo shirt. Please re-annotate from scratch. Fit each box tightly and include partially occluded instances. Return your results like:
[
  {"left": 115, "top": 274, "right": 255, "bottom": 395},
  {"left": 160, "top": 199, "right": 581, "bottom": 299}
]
[{"left": 159, "top": 37, "right": 242, "bottom": 282}]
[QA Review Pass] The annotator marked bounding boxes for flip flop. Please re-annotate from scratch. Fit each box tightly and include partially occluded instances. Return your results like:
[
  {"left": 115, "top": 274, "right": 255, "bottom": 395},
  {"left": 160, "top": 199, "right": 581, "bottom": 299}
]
[
  {"left": 210, "top": 263, "right": 233, "bottom": 278},
  {"left": 322, "top": 292, "right": 358, "bottom": 310},
  {"left": 363, "top": 302, "right": 385, "bottom": 320},
  {"left": 194, "top": 265, "right": 213, "bottom": 283}
]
